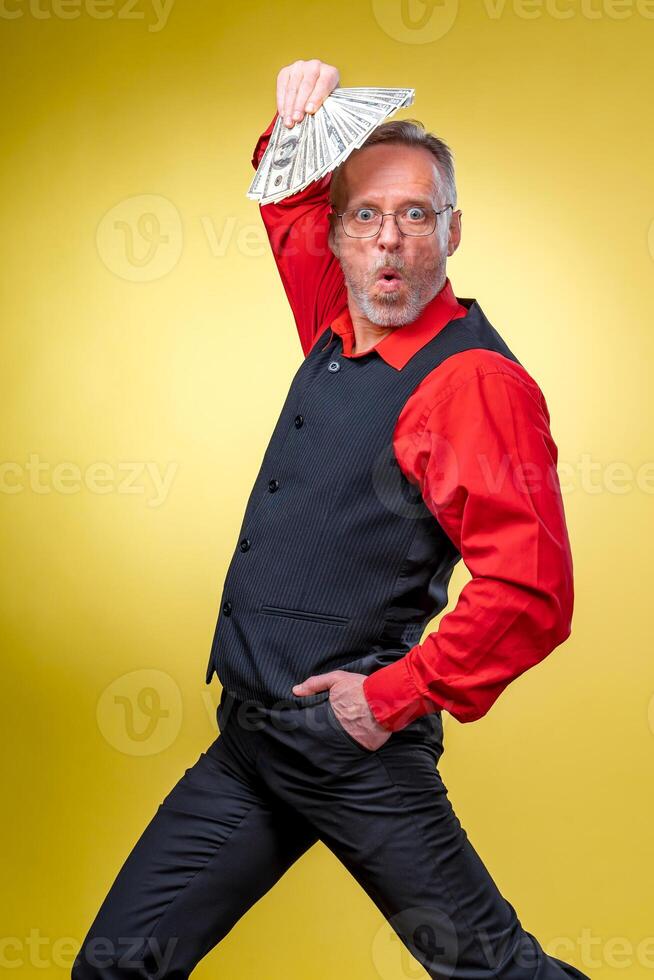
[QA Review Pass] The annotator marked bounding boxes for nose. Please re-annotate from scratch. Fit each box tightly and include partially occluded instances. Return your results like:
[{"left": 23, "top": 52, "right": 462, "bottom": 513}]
[{"left": 375, "top": 212, "right": 402, "bottom": 250}]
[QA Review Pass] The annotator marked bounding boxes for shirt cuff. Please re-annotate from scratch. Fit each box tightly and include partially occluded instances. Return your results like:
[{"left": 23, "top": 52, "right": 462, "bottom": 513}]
[{"left": 362, "top": 655, "right": 443, "bottom": 733}]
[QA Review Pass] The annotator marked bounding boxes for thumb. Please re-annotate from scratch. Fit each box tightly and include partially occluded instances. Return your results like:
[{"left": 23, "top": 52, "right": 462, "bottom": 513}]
[{"left": 292, "top": 673, "right": 336, "bottom": 696}]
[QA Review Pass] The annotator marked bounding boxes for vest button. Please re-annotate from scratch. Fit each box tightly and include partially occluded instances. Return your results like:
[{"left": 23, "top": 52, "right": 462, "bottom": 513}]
[
  {"left": 239, "top": 538, "right": 250, "bottom": 552},
  {"left": 294, "top": 415, "right": 304, "bottom": 427},
  {"left": 327, "top": 360, "right": 340, "bottom": 372},
  {"left": 268, "top": 479, "right": 279, "bottom": 492},
  {"left": 222, "top": 601, "right": 232, "bottom": 616}
]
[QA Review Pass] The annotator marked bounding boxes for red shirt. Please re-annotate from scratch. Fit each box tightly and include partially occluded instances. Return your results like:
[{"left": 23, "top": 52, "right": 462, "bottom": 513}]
[{"left": 251, "top": 113, "right": 574, "bottom": 732}]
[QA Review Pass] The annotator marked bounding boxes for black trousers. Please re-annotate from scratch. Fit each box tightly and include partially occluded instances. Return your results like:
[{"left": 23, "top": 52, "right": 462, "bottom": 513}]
[{"left": 72, "top": 691, "right": 589, "bottom": 979}]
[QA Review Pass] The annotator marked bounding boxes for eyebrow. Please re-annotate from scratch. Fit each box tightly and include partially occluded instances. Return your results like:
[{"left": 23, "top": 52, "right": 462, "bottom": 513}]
[{"left": 347, "top": 196, "right": 434, "bottom": 209}]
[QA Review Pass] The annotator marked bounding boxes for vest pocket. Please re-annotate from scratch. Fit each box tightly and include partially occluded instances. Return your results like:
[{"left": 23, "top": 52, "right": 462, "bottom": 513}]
[{"left": 259, "top": 604, "right": 350, "bottom": 627}]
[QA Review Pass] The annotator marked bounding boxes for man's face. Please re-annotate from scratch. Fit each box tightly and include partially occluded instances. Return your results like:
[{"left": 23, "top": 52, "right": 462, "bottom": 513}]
[{"left": 329, "top": 143, "right": 462, "bottom": 328}]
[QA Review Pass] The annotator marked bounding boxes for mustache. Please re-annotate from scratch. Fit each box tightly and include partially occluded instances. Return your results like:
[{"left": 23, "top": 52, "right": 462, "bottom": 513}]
[
  {"left": 370, "top": 256, "right": 405, "bottom": 273},
  {"left": 369, "top": 256, "right": 408, "bottom": 283}
]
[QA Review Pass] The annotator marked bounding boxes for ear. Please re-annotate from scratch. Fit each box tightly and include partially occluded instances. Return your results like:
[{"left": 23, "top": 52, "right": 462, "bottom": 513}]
[
  {"left": 327, "top": 211, "right": 340, "bottom": 257},
  {"left": 447, "top": 209, "right": 462, "bottom": 257}
]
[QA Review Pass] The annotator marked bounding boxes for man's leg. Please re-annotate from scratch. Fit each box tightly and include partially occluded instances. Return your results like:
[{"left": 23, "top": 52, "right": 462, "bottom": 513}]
[
  {"left": 72, "top": 716, "right": 318, "bottom": 979},
  {"left": 256, "top": 699, "right": 589, "bottom": 980}
]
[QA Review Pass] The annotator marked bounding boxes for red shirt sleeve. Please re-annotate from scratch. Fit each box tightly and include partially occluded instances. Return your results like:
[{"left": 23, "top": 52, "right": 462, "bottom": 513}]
[
  {"left": 251, "top": 112, "right": 347, "bottom": 355},
  {"left": 362, "top": 350, "right": 575, "bottom": 731}
]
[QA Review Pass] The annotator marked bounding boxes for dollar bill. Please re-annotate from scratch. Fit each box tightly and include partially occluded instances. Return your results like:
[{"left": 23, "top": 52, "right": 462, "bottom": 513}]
[{"left": 247, "top": 86, "right": 416, "bottom": 205}]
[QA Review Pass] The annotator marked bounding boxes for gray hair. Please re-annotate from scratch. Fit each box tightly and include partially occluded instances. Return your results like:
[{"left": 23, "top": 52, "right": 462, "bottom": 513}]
[{"left": 328, "top": 118, "right": 457, "bottom": 213}]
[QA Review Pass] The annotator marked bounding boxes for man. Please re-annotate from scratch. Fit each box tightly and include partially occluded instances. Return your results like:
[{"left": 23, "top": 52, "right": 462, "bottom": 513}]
[{"left": 72, "top": 59, "right": 588, "bottom": 979}]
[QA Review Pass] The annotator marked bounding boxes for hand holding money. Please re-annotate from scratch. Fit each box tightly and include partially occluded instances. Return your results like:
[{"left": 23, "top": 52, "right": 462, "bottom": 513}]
[
  {"left": 248, "top": 58, "right": 415, "bottom": 205},
  {"left": 276, "top": 58, "right": 341, "bottom": 129}
]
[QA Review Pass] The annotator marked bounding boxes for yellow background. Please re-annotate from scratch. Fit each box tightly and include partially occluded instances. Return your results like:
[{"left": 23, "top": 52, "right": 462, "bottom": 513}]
[{"left": 2, "top": 1, "right": 653, "bottom": 977}]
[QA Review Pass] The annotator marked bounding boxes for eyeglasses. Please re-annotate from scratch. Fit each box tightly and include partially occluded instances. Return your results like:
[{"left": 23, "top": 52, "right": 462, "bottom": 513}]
[{"left": 332, "top": 204, "right": 453, "bottom": 238}]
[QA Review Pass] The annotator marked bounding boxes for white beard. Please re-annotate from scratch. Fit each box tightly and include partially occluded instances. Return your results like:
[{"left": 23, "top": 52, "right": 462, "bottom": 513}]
[{"left": 338, "top": 254, "right": 447, "bottom": 328}]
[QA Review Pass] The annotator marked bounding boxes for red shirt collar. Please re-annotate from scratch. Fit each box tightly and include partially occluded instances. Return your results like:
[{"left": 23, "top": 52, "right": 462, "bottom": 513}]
[{"left": 320, "top": 278, "right": 468, "bottom": 371}]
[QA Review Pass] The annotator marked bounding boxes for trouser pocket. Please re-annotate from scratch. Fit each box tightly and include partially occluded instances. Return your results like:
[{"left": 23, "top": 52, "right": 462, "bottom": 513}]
[{"left": 324, "top": 697, "right": 378, "bottom": 755}]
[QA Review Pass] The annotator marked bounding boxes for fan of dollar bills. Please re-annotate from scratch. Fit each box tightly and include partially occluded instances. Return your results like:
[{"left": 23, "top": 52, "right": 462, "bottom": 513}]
[{"left": 247, "top": 86, "right": 415, "bottom": 205}]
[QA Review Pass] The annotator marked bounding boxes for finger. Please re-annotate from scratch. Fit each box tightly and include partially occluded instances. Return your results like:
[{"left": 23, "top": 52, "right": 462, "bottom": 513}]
[
  {"left": 276, "top": 66, "right": 290, "bottom": 119},
  {"left": 291, "top": 676, "right": 318, "bottom": 694},
  {"left": 292, "top": 673, "right": 335, "bottom": 695},
  {"left": 282, "top": 62, "right": 304, "bottom": 127},
  {"left": 291, "top": 60, "right": 322, "bottom": 121},
  {"left": 304, "top": 66, "right": 339, "bottom": 114}
]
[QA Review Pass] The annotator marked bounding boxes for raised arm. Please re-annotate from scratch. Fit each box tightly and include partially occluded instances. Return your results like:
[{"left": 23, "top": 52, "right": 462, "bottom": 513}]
[{"left": 251, "top": 59, "right": 347, "bottom": 355}]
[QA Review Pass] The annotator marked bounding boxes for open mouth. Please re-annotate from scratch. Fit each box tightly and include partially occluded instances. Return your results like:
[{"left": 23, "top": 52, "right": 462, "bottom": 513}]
[{"left": 374, "top": 268, "right": 404, "bottom": 291}]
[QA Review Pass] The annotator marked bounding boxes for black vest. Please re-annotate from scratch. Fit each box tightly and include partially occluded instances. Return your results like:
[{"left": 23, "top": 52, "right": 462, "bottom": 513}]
[{"left": 205, "top": 299, "right": 520, "bottom": 709}]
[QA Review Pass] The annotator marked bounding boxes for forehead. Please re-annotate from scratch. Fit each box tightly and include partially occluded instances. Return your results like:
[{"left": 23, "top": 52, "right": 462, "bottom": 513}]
[{"left": 341, "top": 143, "right": 443, "bottom": 206}]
